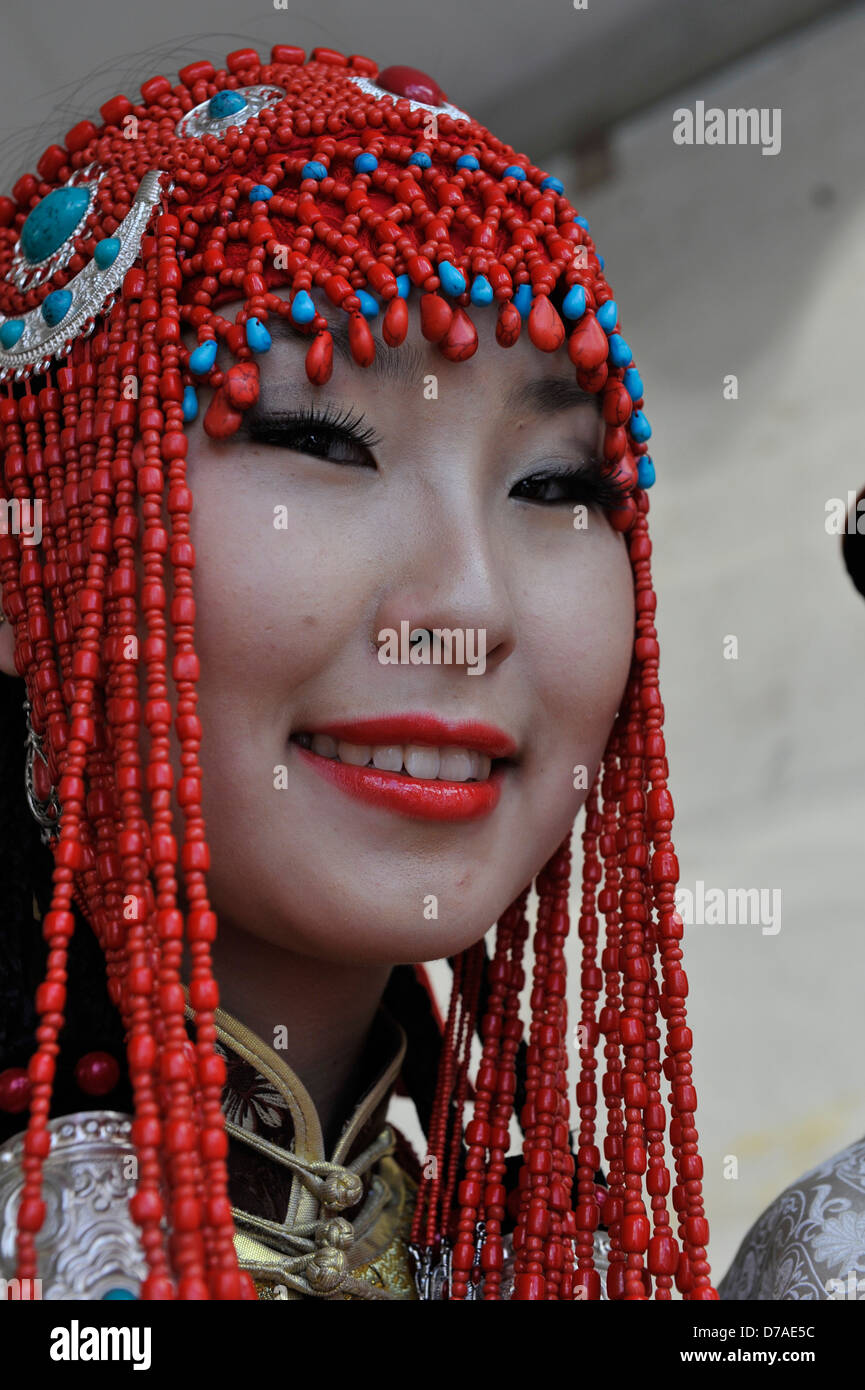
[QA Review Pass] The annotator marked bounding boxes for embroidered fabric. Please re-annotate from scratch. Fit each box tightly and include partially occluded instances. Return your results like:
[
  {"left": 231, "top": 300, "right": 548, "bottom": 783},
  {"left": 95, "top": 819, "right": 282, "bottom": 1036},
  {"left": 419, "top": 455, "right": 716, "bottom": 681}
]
[{"left": 718, "top": 1133, "right": 865, "bottom": 1300}]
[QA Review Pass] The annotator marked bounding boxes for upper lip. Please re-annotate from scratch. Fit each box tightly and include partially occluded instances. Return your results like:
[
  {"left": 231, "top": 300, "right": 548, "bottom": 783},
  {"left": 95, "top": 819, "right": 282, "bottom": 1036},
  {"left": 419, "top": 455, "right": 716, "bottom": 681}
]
[{"left": 295, "top": 713, "right": 518, "bottom": 759}]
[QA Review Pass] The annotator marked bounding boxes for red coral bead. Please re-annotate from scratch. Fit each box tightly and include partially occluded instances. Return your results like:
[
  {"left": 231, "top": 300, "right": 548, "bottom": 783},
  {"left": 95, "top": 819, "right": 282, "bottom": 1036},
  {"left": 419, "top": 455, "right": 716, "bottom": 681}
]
[
  {"left": 377, "top": 65, "right": 445, "bottom": 106},
  {"left": 528, "top": 294, "right": 565, "bottom": 352},
  {"left": 439, "top": 306, "right": 478, "bottom": 362},
  {"left": 0, "top": 1067, "right": 31, "bottom": 1113}
]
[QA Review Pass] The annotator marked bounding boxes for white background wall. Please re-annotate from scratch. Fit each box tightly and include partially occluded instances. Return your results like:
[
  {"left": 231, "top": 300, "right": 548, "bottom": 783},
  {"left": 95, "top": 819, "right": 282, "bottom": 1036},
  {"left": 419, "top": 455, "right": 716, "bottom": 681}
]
[{"left": 2, "top": 0, "right": 864, "bottom": 1291}]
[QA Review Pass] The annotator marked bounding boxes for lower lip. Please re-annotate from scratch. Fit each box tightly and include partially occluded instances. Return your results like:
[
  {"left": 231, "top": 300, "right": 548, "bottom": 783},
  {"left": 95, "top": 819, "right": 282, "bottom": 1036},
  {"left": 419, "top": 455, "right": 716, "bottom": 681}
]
[{"left": 292, "top": 745, "right": 505, "bottom": 821}]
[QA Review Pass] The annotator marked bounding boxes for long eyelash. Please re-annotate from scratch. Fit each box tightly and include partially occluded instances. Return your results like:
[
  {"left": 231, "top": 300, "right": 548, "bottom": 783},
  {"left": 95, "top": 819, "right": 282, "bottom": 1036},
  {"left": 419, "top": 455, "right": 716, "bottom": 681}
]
[
  {"left": 246, "top": 402, "right": 383, "bottom": 450},
  {"left": 516, "top": 459, "right": 632, "bottom": 510}
]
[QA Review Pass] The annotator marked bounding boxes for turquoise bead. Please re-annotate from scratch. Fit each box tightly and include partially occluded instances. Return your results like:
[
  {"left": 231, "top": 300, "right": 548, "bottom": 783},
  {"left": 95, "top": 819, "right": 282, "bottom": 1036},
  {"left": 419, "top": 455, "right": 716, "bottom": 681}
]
[
  {"left": 629, "top": 409, "right": 652, "bottom": 442},
  {"left": 395, "top": 274, "right": 410, "bottom": 299},
  {"left": 245, "top": 317, "right": 272, "bottom": 351},
  {"left": 438, "top": 261, "right": 466, "bottom": 296},
  {"left": 408, "top": 152, "right": 431, "bottom": 168},
  {"left": 598, "top": 254, "right": 605, "bottom": 270},
  {"left": 573, "top": 215, "right": 590, "bottom": 232},
  {"left": 354, "top": 153, "right": 378, "bottom": 173},
  {"left": 470, "top": 274, "right": 493, "bottom": 306},
  {"left": 562, "top": 285, "right": 587, "bottom": 320},
  {"left": 41, "top": 289, "right": 72, "bottom": 326},
  {"left": 182, "top": 386, "right": 199, "bottom": 422},
  {"left": 456, "top": 155, "right": 479, "bottom": 169},
  {"left": 208, "top": 90, "right": 247, "bottom": 119},
  {"left": 93, "top": 237, "right": 120, "bottom": 269},
  {"left": 607, "top": 333, "right": 632, "bottom": 368},
  {"left": 301, "top": 161, "right": 328, "bottom": 180},
  {"left": 637, "top": 456, "right": 656, "bottom": 489},
  {"left": 189, "top": 339, "right": 218, "bottom": 374},
  {"left": 623, "top": 367, "right": 643, "bottom": 402},
  {"left": 290, "top": 291, "right": 315, "bottom": 325},
  {"left": 596, "top": 300, "right": 618, "bottom": 333},
  {"left": 0, "top": 320, "right": 25, "bottom": 349},
  {"left": 249, "top": 184, "right": 272, "bottom": 202},
  {"left": 513, "top": 284, "right": 533, "bottom": 318},
  {"left": 102, "top": 1288, "right": 138, "bottom": 1300},
  {"left": 20, "top": 186, "right": 90, "bottom": 264},
  {"left": 356, "top": 289, "right": 379, "bottom": 318},
  {"left": 503, "top": 165, "right": 526, "bottom": 180},
  {"left": 540, "top": 176, "right": 564, "bottom": 193}
]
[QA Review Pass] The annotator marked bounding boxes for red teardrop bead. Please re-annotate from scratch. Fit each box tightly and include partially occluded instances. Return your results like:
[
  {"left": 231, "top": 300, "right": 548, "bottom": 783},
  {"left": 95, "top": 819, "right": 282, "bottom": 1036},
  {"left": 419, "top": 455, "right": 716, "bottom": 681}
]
[
  {"left": 305, "top": 330, "right": 333, "bottom": 385},
  {"left": 382, "top": 295, "right": 408, "bottom": 346},
  {"left": 439, "top": 306, "right": 478, "bottom": 362},
  {"left": 496, "top": 300, "right": 521, "bottom": 348},
  {"left": 224, "top": 361, "right": 259, "bottom": 410},
  {"left": 203, "top": 386, "right": 243, "bottom": 439},
  {"left": 348, "top": 311, "right": 375, "bottom": 367},
  {"left": 528, "top": 294, "right": 565, "bottom": 352},
  {"left": 376, "top": 65, "right": 445, "bottom": 106},
  {"left": 420, "top": 293, "right": 453, "bottom": 343},
  {"left": 577, "top": 361, "right": 609, "bottom": 393},
  {"left": 568, "top": 311, "right": 608, "bottom": 370}
]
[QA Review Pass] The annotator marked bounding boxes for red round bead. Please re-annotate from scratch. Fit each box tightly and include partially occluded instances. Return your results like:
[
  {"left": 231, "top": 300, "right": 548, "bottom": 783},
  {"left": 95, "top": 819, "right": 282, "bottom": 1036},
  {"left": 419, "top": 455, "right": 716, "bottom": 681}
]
[
  {"left": 74, "top": 1051, "right": 120, "bottom": 1096},
  {"left": 376, "top": 65, "right": 444, "bottom": 106}
]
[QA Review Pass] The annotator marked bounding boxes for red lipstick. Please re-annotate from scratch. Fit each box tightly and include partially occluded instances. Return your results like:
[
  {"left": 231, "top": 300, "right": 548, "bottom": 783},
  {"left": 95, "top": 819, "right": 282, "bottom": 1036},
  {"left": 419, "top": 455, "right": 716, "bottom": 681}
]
[{"left": 290, "top": 712, "right": 517, "bottom": 821}]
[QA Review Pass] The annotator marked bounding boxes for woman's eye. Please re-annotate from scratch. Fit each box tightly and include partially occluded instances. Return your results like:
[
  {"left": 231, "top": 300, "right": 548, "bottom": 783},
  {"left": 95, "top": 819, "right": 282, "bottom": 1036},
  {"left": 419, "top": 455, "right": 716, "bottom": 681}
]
[
  {"left": 245, "top": 409, "right": 381, "bottom": 467},
  {"left": 511, "top": 465, "right": 629, "bottom": 511}
]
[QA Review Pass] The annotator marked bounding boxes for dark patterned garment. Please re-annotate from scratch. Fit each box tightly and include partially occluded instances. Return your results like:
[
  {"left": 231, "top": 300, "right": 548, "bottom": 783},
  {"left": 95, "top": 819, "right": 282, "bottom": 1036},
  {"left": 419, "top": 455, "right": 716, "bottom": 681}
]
[{"left": 719, "top": 1134, "right": 865, "bottom": 1300}]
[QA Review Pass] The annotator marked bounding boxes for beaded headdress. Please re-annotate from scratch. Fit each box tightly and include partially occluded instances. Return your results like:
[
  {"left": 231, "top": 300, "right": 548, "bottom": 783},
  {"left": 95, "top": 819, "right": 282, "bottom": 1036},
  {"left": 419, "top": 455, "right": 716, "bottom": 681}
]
[{"left": 0, "top": 44, "right": 716, "bottom": 1300}]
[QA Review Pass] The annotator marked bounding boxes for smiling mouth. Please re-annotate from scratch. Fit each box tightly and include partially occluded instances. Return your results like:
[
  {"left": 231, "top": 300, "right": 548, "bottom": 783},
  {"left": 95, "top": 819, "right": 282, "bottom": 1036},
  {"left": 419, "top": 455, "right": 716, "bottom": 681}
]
[{"left": 290, "top": 732, "right": 504, "bottom": 783}]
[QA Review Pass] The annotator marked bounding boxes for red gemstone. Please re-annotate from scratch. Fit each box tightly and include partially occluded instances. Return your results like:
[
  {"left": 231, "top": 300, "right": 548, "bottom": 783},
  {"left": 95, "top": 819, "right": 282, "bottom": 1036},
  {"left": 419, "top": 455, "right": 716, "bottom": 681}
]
[
  {"left": 377, "top": 65, "right": 444, "bottom": 106},
  {"left": 0, "top": 1067, "right": 31, "bottom": 1114},
  {"left": 74, "top": 1051, "right": 120, "bottom": 1096}
]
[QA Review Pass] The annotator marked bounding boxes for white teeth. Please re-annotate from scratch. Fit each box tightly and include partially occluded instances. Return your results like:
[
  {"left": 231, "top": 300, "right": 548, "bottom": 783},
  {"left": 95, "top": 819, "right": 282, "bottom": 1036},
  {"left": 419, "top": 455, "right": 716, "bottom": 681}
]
[
  {"left": 437, "top": 748, "right": 474, "bottom": 782},
  {"left": 311, "top": 734, "right": 338, "bottom": 758},
  {"left": 300, "top": 736, "right": 498, "bottom": 782},
  {"left": 372, "top": 744, "right": 404, "bottom": 772},
  {"left": 338, "top": 741, "right": 373, "bottom": 765},
  {"left": 404, "top": 745, "right": 441, "bottom": 780}
]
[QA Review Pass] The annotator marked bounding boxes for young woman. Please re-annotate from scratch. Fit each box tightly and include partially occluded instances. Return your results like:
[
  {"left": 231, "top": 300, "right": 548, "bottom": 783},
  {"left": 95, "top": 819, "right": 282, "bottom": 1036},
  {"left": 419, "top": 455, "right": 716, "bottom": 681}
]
[{"left": 0, "top": 43, "right": 717, "bottom": 1300}]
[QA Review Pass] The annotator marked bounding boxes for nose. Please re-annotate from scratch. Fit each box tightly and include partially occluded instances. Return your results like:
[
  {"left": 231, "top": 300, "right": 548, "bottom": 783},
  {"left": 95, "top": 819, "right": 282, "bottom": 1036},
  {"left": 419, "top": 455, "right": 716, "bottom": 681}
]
[{"left": 371, "top": 489, "right": 516, "bottom": 675}]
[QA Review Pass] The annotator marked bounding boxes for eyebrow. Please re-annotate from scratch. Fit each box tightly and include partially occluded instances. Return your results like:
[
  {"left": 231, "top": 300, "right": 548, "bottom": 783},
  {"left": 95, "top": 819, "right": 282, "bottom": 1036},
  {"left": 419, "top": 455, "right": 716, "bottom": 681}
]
[{"left": 265, "top": 312, "right": 599, "bottom": 416}]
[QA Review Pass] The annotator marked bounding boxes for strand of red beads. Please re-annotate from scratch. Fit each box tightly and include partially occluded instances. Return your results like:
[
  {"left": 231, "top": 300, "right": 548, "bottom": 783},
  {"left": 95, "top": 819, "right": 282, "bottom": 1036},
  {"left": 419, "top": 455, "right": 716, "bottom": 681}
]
[{"left": 573, "top": 780, "right": 604, "bottom": 1300}]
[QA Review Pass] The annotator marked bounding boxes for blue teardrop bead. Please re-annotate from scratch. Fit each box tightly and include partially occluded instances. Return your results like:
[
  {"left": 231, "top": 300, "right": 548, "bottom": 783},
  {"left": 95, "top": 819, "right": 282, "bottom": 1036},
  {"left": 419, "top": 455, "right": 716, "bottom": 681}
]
[
  {"left": 573, "top": 215, "right": 590, "bottom": 232},
  {"left": 356, "top": 289, "right": 380, "bottom": 318},
  {"left": 456, "top": 155, "right": 479, "bottom": 170},
  {"left": 629, "top": 409, "right": 652, "bottom": 443},
  {"left": 102, "top": 1288, "right": 138, "bottom": 1300},
  {"left": 607, "top": 333, "right": 632, "bottom": 368},
  {"left": 245, "top": 317, "right": 272, "bottom": 352},
  {"left": 562, "top": 285, "right": 587, "bottom": 320},
  {"left": 438, "top": 261, "right": 466, "bottom": 296},
  {"left": 408, "top": 152, "right": 431, "bottom": 168},
  {"left": 21, "top": 186, "right": 91, "bottom": 264},
  {"left": 637, "top": 456, "right": 656, "bottom": 489},
  {"left": 395, "top": 274, "right": 410, "bottom": 299},
  {"left": 470, "top": 275, "right": 493, "bottom": 306},
  {"left": 290, "top": 291, "right": 315, "bottom": 325},
  {"left": 623, "top": 367, "right": 644, "bottom": 402},
  {"left": 182, "top": 386, "right": 199, "bottom": 422},
  {"left": 41, "top": 289, "right": 72, "bottom": 326},
  {"left": 208, "top": 90, "right": 247, "bottom": 119},
  {"left": 0, "top": 320, "right": 25, "bottom": 349},
  {"left": 189, "top": 339, "right": 218, "bottom": 374},
  {"left": 596, "top": 300, "right": 618, "bottom": 333},
  {"left": 540, "top": 176, "right": 564, "bottom": 194},
  {"left": 354, "top": 153, "right": 378, "bottom": 173},
  {"left": 301, "top": 161, "right": 328, "bottom": 181},
  {"left": 503, "top": 165, "right": 526, "bottom": 180},
  {"left": 249, "top": 184, "right": 272, "bottom": 202},
  {"left": 597, "top": 254, "right": 605, "bottom": 270},
  {"left": 513, "top": 284, "right": 533, "bottom": 319}
]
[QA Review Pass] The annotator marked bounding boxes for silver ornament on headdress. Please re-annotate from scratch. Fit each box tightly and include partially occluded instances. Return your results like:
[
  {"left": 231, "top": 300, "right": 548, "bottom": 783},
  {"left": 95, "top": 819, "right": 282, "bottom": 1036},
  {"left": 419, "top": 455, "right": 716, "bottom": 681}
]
[
  {"left": 0, "top": 169, "right": 170, "bottom": 383},
  {"left": 7, "top": 165, "right": 103, "bottom": 293},
  {"left": 346, "top": 73, "right": 469, "bottom": 121},
  {"left": 175, "top": 85, "right": 286, "bottom": 139}
]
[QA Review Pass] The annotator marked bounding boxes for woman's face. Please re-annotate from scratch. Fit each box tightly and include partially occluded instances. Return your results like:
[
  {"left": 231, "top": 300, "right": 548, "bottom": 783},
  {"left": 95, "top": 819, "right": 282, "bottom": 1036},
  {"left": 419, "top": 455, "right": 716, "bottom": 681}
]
[{"left": 170, "top": 288, "right": 636, "bottom": 965}]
